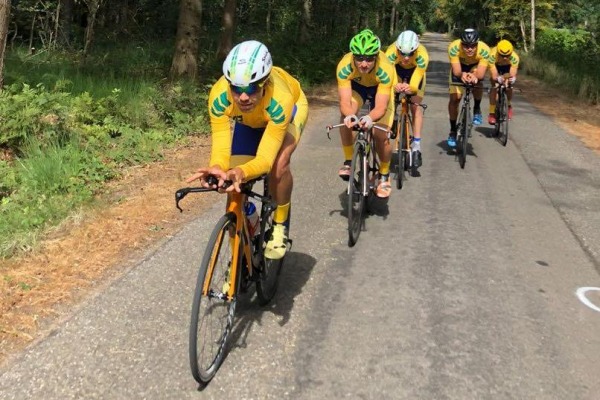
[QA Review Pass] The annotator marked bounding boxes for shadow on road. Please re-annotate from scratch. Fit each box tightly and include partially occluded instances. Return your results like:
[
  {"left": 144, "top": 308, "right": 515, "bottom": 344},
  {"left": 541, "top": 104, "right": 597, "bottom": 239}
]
[{"left": 229, "top": 251, "right": 317, "bottom": 350}]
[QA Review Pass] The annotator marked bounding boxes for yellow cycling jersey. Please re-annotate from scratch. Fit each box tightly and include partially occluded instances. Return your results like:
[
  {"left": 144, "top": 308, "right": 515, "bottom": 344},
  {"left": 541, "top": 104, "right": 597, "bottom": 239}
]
[
  {"left": 488, "top": 47, "right": 520, "bottom": 68},
  {"left": 448, "top": 39, "right": 490, "bottom": 67},
  {"left": 336, "top": 51, "right": 395, "bottom": 94},
  {"left": 385, "top": 43, "right": 429, "bottom": 94},
  {"left": 208, "top": 66, "right": 302, "bottom": 180}
]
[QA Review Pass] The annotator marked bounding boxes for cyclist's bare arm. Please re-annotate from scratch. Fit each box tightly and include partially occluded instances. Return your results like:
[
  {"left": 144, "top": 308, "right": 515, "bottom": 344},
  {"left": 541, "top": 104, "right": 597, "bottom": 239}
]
[
  {"left": 338, "top": 86, "right": 357, "bottom": 119},
  {"left": 368, "top": 92, "right": 389, "bottom": 122},
  {"left": 450, "top": 62, "right": 463, "bottom": 78}
]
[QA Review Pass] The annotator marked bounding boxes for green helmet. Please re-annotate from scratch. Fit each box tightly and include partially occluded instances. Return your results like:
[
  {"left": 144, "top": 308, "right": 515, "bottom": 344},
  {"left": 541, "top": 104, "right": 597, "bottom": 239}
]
[{"left": 349, "top": 29, "right": 381, "bottom": 56}]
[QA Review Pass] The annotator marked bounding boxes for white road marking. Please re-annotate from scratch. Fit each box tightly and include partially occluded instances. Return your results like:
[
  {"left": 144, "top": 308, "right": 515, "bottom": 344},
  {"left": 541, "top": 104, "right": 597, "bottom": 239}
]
[{"left": 576, "top": 287, "right": 600, "bottom": 312}]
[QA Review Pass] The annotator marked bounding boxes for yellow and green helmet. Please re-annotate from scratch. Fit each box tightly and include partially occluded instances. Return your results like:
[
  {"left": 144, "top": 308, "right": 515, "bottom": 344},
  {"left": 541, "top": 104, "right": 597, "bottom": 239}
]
[{"left": 349, "top": 29, "right": 381, "bottom": 56}]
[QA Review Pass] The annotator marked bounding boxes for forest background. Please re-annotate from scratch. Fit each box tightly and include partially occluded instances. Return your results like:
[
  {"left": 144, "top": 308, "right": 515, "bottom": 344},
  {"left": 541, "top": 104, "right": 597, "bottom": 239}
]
[{"left": 0, "top": 0, "right": 598, "bottom": 260}]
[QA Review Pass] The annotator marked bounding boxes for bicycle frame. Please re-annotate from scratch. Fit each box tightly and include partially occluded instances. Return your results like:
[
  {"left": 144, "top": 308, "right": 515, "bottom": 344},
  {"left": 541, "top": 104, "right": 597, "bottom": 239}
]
[
  {"left": 175, "top": 179, "right": 273, "bottom": 301},
  {"left": 326, "top": 123, "right": 387, "bottom": 196},
  {"left": 395, "top": 94, "right": 412, "bottom": 163}
]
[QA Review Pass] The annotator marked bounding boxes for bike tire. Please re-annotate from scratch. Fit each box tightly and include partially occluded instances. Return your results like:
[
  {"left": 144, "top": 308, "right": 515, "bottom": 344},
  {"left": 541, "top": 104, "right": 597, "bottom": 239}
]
[
  {"left": 189, "top": 213, "right": 238, "bottom": 385},
  {"left": 499, "top": 91, "right": 509, "bottom": 147},
  {"left": 347, "top": 143, "right": 365, "bottom": 247},
  {"left": 396, "top": 115, "right": 407, "bottom": 189},
  {"left": 494, "top": 90, "right": 502, "bottom": 138},
  {"left": 256, "top": 203, "right": 284, "bottom": 305},
  {"left": 395, "top": 121, "right": 405, "bottom": 189},
  {"left": 459, "top": 103, "right": 470, "bottom": 169}
]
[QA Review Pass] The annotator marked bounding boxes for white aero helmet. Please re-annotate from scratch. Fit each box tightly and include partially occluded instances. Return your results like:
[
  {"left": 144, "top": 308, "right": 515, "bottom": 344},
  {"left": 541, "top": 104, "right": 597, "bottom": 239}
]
[
  {"left": 222, "top": 40, "right": 273, "bottom": 86},
  {"left": 396, "top": 30, "right": 419, "bottom": 54}
]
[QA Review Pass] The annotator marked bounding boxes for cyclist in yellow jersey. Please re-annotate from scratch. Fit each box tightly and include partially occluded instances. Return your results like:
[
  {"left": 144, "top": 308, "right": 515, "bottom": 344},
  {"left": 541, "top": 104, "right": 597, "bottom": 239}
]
[
  {"left": 487, "top": 39, "right": 519, "bottom": 125},
  {"left": 186, "top": 40, "right": 309, "bottom": 260},
  {"left": 336, "top": 29, "right": 395, "bottom": 198},
  {"left": 385, "top": 30, "right": 429, "bottom": 168},
  {"left": 447, "top": 28, "right": 490, "bottom": 148}
]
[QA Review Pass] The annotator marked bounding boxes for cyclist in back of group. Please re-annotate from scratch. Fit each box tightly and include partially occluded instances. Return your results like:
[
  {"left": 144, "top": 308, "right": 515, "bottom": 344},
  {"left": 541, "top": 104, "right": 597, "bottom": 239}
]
[
  {"left": 186, "top": 40, "right": 309, "bottom": 260},
  {"left": 447, "top": 28, "right": 490, "bottom": 148},
  {"left": 487, "top": 39, "right": 519, "bottom": 125},
  {"left": 385, "top": 29, "right": 429, "bottom": 167},
  {"left": 336, "top": 29, "right": 396, "bottom": 198}
]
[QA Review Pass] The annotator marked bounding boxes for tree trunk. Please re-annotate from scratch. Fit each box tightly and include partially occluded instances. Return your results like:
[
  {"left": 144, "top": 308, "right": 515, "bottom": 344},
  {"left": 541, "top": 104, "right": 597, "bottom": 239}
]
[
  {"left": 0, "top": 0, "right": 10, "bottom": 89},
  {"left": 519, "top": 18, "right": 528, "bottom": 53},
  {"left": 58, "top": 0, "right": 73, "bottom": 47},
  {"left": 83, "top": 0, "right": 104, "bottom": 57},
  {"left": 389, "top": 0, "right": 397, "bottom": 38},
  {"left": 266, "top": 0, "right": 271, "bottom": 37},
  {"left": 530, "top": 0, "right": 535, "bottom": 51},
  {"left": 170, "top": 0, "right": 202, "bottom": 81},
  {"left": 217, "top": 0, "right": 236, "bottom": 61},
  {"left": 299, "top": 0, "right": 312, "bottom": 44}
]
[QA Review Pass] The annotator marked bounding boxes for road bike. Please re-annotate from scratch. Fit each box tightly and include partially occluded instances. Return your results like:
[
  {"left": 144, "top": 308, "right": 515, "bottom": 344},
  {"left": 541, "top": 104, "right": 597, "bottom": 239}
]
[
  {"left": 175, "top": 175, "right": 287, "bottom": 386},
  {"left": 391, "top": 92, "right": 427, "bottom": 189},
  {"left": 327, "top": 121, "right": 390, "bottom": 247},
  {"left": 493, "top": 82, "right": 511, "bottom": 146},
  {"left": 451, "top": 82, "right": 477, "bottom": 169}
]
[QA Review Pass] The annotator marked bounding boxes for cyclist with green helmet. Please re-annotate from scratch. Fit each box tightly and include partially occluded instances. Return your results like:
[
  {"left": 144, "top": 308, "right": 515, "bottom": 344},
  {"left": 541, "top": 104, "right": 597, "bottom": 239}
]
[
  {"left": 336, "top": 29, "right": 396, "bottom": 198},
  {"left": 487, "top": 39, "right": 519, "bottom": 124}
]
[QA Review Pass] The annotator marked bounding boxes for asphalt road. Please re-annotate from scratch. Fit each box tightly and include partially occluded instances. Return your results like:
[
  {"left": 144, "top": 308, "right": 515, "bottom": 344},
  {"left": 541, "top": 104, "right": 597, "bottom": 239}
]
[{"left": 1, "top": 32, "right": 600, "bottom": 400}]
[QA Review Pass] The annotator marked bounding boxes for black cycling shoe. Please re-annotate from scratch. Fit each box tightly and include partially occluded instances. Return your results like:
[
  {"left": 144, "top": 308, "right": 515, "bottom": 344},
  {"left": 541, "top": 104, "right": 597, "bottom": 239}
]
[{"left": 412, "top": 150, "right": 422, "bottom": 168}]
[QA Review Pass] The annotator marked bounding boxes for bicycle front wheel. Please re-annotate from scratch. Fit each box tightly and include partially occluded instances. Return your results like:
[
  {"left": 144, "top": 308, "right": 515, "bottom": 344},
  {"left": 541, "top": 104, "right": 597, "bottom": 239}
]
[
  {"left": 348, "top": 143, "right": 365, "bottom": 246},
  {"left": 189, "top": 213, "right": 238, "bottom": 385},
  {"left": 458, "top": 104, "right": 470, "bottom": 169},
  {"left": 256, "top": 204, "right": 284, "bottom": 305},
  {"left": 395, "top": 115, "right": 407, "bottom": 189},
  {"left": 498, "top": 91, "right": 509, "bottom": 146}
]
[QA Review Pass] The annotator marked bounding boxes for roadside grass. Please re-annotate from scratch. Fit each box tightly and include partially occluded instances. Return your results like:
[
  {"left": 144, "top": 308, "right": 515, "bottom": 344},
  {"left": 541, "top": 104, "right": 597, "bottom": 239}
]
[
  {"left": 521, "top": 54, "right": 600, "bottom": 105},
  {"left": 0, "top": 43, "right": 209, "bottom": 258}
]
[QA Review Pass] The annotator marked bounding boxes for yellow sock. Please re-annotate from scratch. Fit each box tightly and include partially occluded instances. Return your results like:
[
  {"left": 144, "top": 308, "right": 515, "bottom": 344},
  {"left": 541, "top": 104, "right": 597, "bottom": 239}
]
[
  {"left": 379, "top": 162, "right": 390, "bottom": 176},
  {"left": 343, "top": 145, "right": 353, "bottom": 161},
  {"left": 274, "top": 202, "right": 290, "bottom": 224},
  {"left": 489, "top": 105, "right": 496, "bottom": 114}
]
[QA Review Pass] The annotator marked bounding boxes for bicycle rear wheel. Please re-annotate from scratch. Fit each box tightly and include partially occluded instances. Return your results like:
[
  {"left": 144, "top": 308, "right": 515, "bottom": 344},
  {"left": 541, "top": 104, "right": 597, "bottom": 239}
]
[
  {"left": 348, "top": 143, "right": 365, "bottom": 246},
  {"left": 395, "top": 115, "right": 407, "bottom": 189},
  {"left": 498, "top": 91, "right": 509, "bottom": 146},
  {"left": 256, "top": 204, "right": 284, "bottom": 305},
  {"left": 189, "top": 213, "right": 238, "bottom": 385}
]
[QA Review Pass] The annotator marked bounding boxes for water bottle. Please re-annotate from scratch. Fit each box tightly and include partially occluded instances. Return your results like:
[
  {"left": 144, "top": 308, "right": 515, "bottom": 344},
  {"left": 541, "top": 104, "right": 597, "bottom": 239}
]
[{"left": 244, "top": 201, "right": 259, "bottom": 238}]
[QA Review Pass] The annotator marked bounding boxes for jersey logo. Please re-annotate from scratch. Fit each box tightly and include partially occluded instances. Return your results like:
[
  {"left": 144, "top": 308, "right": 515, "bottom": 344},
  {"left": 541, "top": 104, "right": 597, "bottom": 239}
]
[
  {"left": 210, "top": 92, "right": 231, "bottom": 117},
  {"left": 337, "top": 63, "right": 353, "bottom": 80},
  {"left": 376, "top": 67, "right": 391, "bottom": 84},
  {"left": 449, "top": 45, "right": 460, "bottom": 57},
  {"left": 479, "top": 48, "right": 490, "bottom": 60},
  {"left": 266, "top": 99, "right": 286, "bottom": 124},
  {"left": 415, "top": 55, "right": 426, "bottom": 69},
  {"left": 387, "top": 53, "right": 397, "bottom": 63}
]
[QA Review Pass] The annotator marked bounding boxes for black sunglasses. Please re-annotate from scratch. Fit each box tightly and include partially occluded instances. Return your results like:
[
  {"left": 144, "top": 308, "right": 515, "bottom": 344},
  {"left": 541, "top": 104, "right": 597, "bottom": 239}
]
[
  {"left": 354, "top": 55, "right": 376, "bottom": 62},
  {"left": 461, "top": 43, "right": 477, "bottom": 49},
  {"left": 399, "top": 50, "right": 416, "bottom": 58}
]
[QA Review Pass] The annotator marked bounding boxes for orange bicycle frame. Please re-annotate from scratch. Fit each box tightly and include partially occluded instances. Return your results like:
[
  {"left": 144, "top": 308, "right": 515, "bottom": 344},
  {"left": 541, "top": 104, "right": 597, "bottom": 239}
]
[{"left": 202, "top": 191, "right": 253, "bottom": 300}]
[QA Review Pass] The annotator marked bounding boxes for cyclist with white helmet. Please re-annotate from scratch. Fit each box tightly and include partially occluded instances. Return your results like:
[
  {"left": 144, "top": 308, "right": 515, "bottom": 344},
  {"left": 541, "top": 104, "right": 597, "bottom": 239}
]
[
  {"left": 187, "top": 40, "right": 309, "bottom": 260},
  {"left": 385, "top": 30, "right": 429, "bottom": 167},
  {"left": 336, "top": 29, "right": 396, "bottom": 198},
  {"left": 447, "top": 28, "right": 490, "bottom": 148},
  {"left": 487, "top": 39, "right": 519, "bottom": 124}
]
